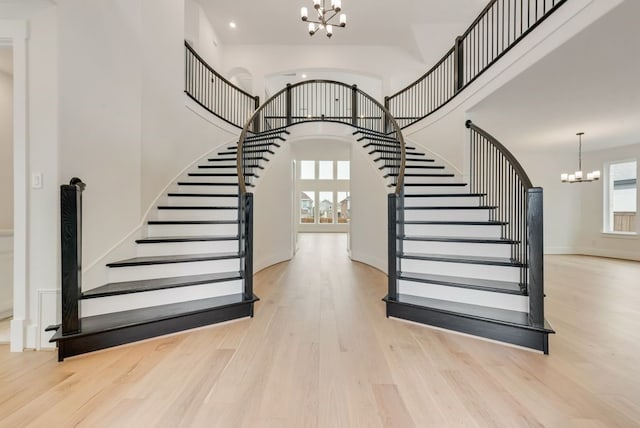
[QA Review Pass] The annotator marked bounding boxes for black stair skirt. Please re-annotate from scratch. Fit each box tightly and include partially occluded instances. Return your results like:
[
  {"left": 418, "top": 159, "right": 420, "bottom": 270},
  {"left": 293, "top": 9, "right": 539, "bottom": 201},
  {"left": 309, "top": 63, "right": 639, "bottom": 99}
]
[
  {"left": 49, "top": 293, "right": 259, "bottom": 361},
  {"left": 106, "top": 252, "right": 240, "bottom": 268},
  {"left": 383, "top": 294, "right": 554, "bottom": 353},
  {"left": 400, "top": 252, "right": 525, "bottom": 268},
  {"left": 399, "top": 271, "right": 524, "bottom": 295}
]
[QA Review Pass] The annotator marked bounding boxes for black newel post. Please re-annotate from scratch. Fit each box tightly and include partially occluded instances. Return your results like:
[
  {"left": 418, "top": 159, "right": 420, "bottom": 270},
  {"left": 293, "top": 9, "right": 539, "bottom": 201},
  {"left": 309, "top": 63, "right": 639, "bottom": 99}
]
[
  {"left": 387, "top": 194, "right": 399, "bottom": 303},
  {"left": 60, "top": 177, "right": 86, "bottom": 335},
  {"left": 243, "top": 193, "right": 254, "bottom": 303},
  {"left": 253, "top": 96, "right": 261, "bottom": 133},
  {"left": 285, "top": 84, "right": 292, "bottom": 126},
  {"left": 351, "top": 84, "right": 358, "bottom": 127},
  {"left": 384, "top": 96, "right": 390, "bottom": 134},
  {"left": 527, "top": 187, "right": 544, "bottom": 328},
  {"left": 454, "top": 35, "right": 464, "bottom": 92}
]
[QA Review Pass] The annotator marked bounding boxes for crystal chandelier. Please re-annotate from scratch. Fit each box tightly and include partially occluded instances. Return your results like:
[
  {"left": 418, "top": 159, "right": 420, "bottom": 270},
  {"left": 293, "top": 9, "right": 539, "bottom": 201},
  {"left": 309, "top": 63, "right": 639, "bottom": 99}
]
[
  {"left": 561, "top": 132, "right": 600, "bottom": 183},
  {"left": 300, "top": 0, "right": 347, "bottom": 38}
]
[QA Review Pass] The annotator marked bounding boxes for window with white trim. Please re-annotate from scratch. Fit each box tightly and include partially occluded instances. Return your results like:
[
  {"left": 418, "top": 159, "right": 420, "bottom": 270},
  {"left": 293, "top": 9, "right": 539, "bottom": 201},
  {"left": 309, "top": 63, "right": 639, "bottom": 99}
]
[{"left": 605, "top": 160, "right": 637, "bottom": 233}]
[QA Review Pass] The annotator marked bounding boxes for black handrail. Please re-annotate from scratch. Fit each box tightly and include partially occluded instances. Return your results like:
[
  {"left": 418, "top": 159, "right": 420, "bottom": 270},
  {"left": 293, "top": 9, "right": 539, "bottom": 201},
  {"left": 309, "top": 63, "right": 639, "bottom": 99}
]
[
  {"left": 236, "top": 79, "right": 407, "bottom": 195},
  {"left": 465, "top": 120, "right": 544, "bottom": 327},
  {"left": 184, "top": 41, "right": 260, "bottom": 129},
  {"left": 387, "top": 0, "right": 567, "bottom": 128}
]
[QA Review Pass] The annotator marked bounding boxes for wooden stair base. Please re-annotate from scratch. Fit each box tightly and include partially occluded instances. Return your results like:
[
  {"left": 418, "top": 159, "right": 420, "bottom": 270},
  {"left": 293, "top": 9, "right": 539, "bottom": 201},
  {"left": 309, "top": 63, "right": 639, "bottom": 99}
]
[
  {"left": 49, "top": 293, "right": 258, "bottom": 361},
  {"left": 383, "top": 294, "right": 554, "bottom": 353}
]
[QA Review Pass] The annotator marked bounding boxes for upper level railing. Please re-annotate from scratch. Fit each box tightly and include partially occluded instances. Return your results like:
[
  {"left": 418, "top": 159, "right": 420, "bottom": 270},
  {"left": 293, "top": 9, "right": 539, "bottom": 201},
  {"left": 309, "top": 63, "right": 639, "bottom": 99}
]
[
  {"left": 465, "top": 120, "right": 544, "bottom": 328},
  {"left": 184, "top": 41, "right": 259, "bottom": 129},
  {"left": 237, "top": 79, "right": 407, "bottom": 195},
  {"left": 387, "top": 0, "right": 567, "bottom": 128}
]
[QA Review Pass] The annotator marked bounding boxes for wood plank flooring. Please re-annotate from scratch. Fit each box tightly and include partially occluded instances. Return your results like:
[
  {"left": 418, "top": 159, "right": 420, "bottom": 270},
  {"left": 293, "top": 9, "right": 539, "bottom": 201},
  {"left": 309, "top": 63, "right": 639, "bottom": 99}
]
[{"left": 1, "top": 233, "right": 639, "bottom": 427}]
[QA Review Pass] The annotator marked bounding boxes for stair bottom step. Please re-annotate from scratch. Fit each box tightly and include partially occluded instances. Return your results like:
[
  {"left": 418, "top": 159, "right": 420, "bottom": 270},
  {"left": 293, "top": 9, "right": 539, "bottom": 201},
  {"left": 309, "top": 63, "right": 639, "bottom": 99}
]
[
  {"left": 49, "top": 293, "right": 258, "bottom": 361},
  {"left": 384, "top": 294, "right": 553, "bottom": 353}
]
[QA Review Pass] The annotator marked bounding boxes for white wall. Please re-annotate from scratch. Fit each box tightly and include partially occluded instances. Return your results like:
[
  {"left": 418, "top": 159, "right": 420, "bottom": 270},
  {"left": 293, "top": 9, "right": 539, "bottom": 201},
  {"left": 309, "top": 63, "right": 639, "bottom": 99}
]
[
  {"left": 0, "top": 233, "right": 12, "bottom": 318},
  {"left": 577, "top": 143, "right": 640, "bottom": 260},
  {"left": 0, "top": 68, "right": 12, "bottom": 230},
  {"left": 184, "top": 0, "right": 223, "bottom": 69},
  {"left": 253, "top": 144, "right": 294, "bottom": 273},
  {"left": 221, "top": 45, "right": 426, "bottom": 102}
]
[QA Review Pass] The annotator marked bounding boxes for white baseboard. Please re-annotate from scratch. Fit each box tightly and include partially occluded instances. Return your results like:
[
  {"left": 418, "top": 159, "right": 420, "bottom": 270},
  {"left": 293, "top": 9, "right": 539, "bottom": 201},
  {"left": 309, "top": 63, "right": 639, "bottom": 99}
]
[
  {"left": 576, "top": 247, "right": 640, "bottom": 262},
  {"left": 544, "top": 246, "right": 580, "bottom": 255},
  {"left": 254, "top": 252, "right": 292, "bottom": 274},
  {"left": 350, "top": 252, "right": 387, "bottom": 274}
]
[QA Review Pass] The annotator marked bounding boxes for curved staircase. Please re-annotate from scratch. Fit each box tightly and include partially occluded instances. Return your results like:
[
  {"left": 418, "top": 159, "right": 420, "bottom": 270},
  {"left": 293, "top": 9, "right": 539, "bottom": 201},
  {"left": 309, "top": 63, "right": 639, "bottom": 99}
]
[{"left": 49, "top": 131, "right": 287, "bottom": 361}]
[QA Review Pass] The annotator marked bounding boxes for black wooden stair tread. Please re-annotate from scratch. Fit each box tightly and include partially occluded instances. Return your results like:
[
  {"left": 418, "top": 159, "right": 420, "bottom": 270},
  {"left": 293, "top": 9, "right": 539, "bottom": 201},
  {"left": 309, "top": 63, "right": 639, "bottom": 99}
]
[
  {"left": 387, "top": 294, "right": 552, "bottom": 331},
  {"left": 404, "top": 193, "right": 484, "bottom": 198},
  {"left": 404, "top": 205, "right": 496, "bottom": 210},
  {"left": 107, "top": 252, "right": 240, "bottom": 268},
  {"left": 385, "top": 173, "right": 455, "bottom": 178},
  {"left": 157, "top": 206, "right": 237, "bottom": 210},
  {"left": 188, "top": 173, "right": 254, "bottom": 177},
  {"left": 82, "top": 271, "right": 243, "bottom": 299},
  {"left": 50, "top": 293, "right": 258, "bottom": 342},
  {"left": 402, "top": 235, "right": 516, "bottom": 244},
  {"left": 375, "top": 157, "right": 435, "bottom": 162},
  {"left": 403, "top": 220, "right": 506, "bottom": 225},
  {"left": 401, "top": 252, "right": 525, "bottom": 267},
  {"left": 401, "top": 183, "right": 467, "bottom": 186},
  {"left": 399, "top": 272, "right": 524, "bottom": 295},
  {"left": 167, "top": 193, "right": 238, "bottom": 197},
  {"left": 136, "top": 235, "right": 238, "bottom": 243},
  {"left": 380, "top": 165, "right": 445, "bottom": 170},
  {"left": 177, "top": 182, "right": 245, "bottom": 187},
  {"left": 148, "top": 220, "right": 238, "bottom": 225}
]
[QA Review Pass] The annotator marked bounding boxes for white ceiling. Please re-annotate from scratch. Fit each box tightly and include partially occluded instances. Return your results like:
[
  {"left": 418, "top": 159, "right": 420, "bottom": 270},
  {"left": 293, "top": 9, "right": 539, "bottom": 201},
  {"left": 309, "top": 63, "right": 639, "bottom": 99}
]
[
  {"left": 0, "top": 47, "right": 12, "bottom": 76},
  {"left": 468, "top": 0, "right": 640, "bottom": 152},
  {"left": 197, "top": 0, "right": 486, "bottom": 62}
]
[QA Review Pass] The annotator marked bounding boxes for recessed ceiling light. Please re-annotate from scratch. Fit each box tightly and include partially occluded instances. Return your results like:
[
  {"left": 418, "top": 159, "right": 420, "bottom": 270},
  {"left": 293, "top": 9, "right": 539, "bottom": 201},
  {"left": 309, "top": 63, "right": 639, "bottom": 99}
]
[
  {"left": 301, "top": 74, "right": 307, "bottom": 79},
  {"left": 229, "top": 21, "right": 237, "bottom": 29}
]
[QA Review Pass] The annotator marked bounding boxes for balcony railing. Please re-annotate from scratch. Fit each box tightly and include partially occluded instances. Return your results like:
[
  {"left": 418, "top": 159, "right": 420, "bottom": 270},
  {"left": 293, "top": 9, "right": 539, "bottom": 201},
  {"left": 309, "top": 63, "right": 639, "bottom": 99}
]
[{"left": 387, "top": 0, "right": 568, "bottom": 128}]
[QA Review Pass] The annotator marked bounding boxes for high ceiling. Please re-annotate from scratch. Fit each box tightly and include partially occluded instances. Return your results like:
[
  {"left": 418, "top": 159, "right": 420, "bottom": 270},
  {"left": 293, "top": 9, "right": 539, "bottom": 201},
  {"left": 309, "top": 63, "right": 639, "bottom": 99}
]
[
  {"left": 196, "top": 0, "right": 487, "bottom": 62},
  {"left": 468, "top": 0, "right": 640, "bottom": 151}
]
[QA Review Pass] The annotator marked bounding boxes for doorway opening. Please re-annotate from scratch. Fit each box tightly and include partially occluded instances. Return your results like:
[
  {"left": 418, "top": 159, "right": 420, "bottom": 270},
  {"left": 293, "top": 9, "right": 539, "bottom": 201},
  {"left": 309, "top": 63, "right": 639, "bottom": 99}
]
[{"left": 0, "top": 45, "right": 14, "bottom": 344}]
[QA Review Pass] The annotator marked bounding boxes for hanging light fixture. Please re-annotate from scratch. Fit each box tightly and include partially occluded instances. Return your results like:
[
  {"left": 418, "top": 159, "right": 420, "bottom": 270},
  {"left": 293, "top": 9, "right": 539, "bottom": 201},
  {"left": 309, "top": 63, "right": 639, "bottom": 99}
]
[
  {"left": 561, "top": 132, "right": 601, "bottom": 183},
  {"left": 300, "top": 0, "right": 346, "bottom": 38}
]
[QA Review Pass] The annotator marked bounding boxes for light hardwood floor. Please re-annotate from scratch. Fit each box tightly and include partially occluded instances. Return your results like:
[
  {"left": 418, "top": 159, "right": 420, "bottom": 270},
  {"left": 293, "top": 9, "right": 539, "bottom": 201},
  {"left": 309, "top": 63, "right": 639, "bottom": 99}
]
[{"left": 1, "top": 233, "right": 639, "bottom": 427}]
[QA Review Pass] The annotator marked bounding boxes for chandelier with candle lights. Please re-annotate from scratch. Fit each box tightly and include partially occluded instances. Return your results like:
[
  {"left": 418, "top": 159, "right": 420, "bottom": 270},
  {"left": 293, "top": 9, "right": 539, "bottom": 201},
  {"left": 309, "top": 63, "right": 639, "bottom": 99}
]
[
  {"left": 300, "top": 0, "right": 346, "bottom": 38},
  {"left": 561, "top": 132, "right": 601, "bottom": 183}
]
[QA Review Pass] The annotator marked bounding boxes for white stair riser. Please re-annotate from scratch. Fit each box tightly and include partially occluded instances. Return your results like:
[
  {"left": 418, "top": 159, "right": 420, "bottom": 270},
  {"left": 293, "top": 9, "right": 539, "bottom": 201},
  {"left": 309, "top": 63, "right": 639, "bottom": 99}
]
[
  {"left": 167, "top": 196, "right": 238, "bottom": 206},
  {"left": 400, "top": 258, "right": 520, "bottom": 282},
  {"left": 186, "top": 175, "right": 239, "bottom": 184},
  {"left": 173, "top": 184, "right": 239, "bottom": 194},
  {"left": 402, "top": 240, "right": 512, "bottom": 258},
  {"left": 403, "top": 224, "right": 502, "bottom": 238},
  {"left": 403, "top": 209, "right": 490, "bottom": 222},
  {"left": 155, "top": 209, "right": 238, "bottom": 221},
  {"left": 404, "top": 196, "right": 481, "bottom": 207},
  {"left": 399, "top": 175, "right": 457, "bottom": 184},
  {"left": 136, "top": 240, "right": 239, "bottom": 257},
  {"left": 403, "top": 185, "right": 468, "bottom": 194},
  {"left": 81, "top": 280, "right": 243, "bottom": 317},
  {"left": 147, "top": 223, "right": 238, "bottom": 237},
  {"left": 398, "top": 280, "right": 528, "bottom": 312},
  {"left": 108, "top": 258, "right": 240, "bottom": 283}
]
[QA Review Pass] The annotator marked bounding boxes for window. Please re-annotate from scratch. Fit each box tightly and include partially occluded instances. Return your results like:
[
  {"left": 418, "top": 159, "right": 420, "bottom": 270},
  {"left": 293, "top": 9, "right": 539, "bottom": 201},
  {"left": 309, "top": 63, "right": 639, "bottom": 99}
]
[
  {"left": 318, "top": 161, "right": 334, "bottom": 180},
  {"left": 605, "top": 160, "right": 637, "bottom": 233},
  {"left": 337, "top": 191, "right": 351, "bottom": 223},
  {"left": 300, "top": 161, "right": 315, "bottom": 179},
  {"left": 337, "top": 161, "right": 350, "bottom": 180},
  {"left": 300, "top": 191, "right": 315, "bottom": 223},
  {"left": 318, "top": 191, "right": 334, "bottom": 223}
]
